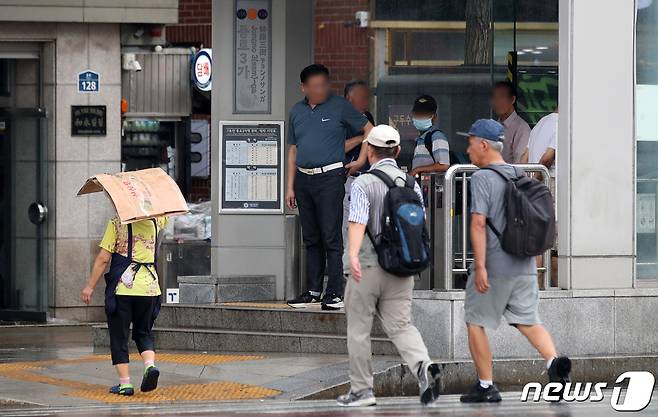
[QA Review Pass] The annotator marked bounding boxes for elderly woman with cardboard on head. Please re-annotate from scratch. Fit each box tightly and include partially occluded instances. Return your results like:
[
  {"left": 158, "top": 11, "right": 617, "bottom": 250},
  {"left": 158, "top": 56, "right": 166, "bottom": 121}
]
[{"left": 78, "top": 168, "right": 188, "bottom": 396}]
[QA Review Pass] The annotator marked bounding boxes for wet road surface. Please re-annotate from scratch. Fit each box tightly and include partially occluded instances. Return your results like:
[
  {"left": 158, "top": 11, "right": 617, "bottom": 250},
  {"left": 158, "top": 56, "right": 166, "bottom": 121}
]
[
  {"left": 0, "top": 326, "right": 656, "bottom": 416},
  {"left": 1, "top": 394, "right": 657, "bottom": 417}
]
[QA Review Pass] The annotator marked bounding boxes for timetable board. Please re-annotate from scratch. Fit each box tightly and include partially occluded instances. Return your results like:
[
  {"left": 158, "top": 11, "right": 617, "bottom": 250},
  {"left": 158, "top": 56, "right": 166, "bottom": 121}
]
[{"left": 220, "top": 121, "right": 284, "bottom": 213}]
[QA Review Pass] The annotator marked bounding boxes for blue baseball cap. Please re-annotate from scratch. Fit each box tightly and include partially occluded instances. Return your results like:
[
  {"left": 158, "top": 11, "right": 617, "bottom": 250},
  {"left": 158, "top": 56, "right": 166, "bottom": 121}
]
[{"left": 457, "top": 119, "right": 505, "bottom": 142}]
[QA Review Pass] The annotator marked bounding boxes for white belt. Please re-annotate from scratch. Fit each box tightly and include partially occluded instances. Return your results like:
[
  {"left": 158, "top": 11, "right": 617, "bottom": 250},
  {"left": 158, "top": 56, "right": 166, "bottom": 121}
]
[{"left": 297, "top": 162, "right": 343, "bottom": 175}]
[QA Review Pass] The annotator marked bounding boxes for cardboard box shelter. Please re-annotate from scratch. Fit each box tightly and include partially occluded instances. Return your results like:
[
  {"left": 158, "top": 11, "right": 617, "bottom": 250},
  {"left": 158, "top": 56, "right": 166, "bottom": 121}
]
[{"left": 77, "top": 168, "right": 189, "bottom": 224}]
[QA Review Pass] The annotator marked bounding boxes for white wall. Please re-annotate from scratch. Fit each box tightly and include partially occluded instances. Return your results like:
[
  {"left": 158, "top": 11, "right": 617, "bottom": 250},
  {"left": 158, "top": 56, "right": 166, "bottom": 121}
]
[{"left": 558, "top": 0, "right": 636, "bottom": 288}]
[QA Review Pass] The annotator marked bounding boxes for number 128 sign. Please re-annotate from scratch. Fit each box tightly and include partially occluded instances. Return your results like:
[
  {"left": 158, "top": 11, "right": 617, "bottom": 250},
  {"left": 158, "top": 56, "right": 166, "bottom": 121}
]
[{"left": 78, "top": 70, "right": 100, "bottom": 93}]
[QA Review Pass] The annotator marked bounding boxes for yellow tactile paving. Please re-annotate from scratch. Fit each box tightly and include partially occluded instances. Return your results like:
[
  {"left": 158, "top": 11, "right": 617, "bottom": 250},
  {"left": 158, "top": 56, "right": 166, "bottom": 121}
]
[
  {"left": 219, "top": 302, "right": 292, "bottom": 309},
  {"left": 0, "top": 369, "right": 93, "bottom": 390},
  {"left": 0, "top": 353, "right": 280, "bottom": 404},
  {"left": 61, "top": 353, "right": 266, "bottom": 366},
  {"left": 66, "top": 381, "right": 281, "bottom": 403}
]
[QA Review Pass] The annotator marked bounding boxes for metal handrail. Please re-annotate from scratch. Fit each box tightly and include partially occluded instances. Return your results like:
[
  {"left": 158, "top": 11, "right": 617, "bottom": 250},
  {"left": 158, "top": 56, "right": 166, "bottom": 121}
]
[{"left": 441, "top": 164, "right": 553, "bottom": 290}]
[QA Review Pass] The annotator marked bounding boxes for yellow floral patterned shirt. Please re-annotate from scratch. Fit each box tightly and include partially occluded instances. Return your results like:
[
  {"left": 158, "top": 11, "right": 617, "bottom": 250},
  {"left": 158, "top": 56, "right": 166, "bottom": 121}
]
[{"left": 99, "top": 217, "right": 168, "bottom": 296}]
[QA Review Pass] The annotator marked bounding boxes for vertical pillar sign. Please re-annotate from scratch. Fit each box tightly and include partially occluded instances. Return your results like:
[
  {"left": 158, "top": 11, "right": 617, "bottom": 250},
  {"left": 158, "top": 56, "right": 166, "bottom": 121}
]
[{"left": 234, "top": 0, "right": 271, "bottom": 114}]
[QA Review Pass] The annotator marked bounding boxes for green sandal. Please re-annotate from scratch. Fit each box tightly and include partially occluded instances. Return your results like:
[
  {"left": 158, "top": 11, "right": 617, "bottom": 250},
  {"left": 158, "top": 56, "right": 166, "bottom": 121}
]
[{"left": 109, "top": 383, "right": 134, "bottom": 396}]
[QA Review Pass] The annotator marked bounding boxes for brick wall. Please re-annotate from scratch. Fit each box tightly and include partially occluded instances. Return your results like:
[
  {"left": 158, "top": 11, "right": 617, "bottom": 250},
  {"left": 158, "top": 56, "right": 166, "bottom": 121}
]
[
  {"left": 168, "top": 0, "right": 212, "bottom": 47},
  {"left": 179, "top": 0, "right": 211, "bottom": 24},
  {"left": 314, "top": 0, "right": 371, "bottom": 94}
]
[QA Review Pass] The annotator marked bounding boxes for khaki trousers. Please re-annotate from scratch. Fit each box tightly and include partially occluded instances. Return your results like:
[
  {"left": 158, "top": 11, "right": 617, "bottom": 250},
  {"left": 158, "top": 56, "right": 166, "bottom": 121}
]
[{"left": 345, "top": 265, "right": 431, "bottom": 392}]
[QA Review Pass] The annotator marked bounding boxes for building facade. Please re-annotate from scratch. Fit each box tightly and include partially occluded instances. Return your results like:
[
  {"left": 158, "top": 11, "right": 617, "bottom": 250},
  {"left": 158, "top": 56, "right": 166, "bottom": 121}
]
[
  {"left": 1, "top": 0, "right": 657, "bottom": 361},
  {"left": 208, "top": 0, "right": 658, "bottom": 358},
  {"left": 0, "top": 1, "right": 179, "bottom": 321}
]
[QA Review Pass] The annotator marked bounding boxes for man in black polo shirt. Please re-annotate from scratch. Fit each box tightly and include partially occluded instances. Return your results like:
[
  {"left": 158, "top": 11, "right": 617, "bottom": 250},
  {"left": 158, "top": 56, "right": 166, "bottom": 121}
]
[{"left": 286, "top": 64, "right": 373, "bottom": 310}]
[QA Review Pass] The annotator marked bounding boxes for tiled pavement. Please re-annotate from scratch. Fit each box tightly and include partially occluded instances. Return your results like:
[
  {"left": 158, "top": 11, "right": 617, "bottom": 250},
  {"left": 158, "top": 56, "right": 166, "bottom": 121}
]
[{"left": 0, "top": 325, "right": 399, "bottom": 407}]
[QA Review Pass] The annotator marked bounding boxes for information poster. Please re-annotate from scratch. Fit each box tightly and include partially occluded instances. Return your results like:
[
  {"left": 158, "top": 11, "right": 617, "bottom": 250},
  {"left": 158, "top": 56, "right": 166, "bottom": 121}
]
[
  {"left": 234, "top": 0, "right": 272, "bottom": 114},
  {"left": 220, "top": 121, "right": 283, "bottom": 213}
]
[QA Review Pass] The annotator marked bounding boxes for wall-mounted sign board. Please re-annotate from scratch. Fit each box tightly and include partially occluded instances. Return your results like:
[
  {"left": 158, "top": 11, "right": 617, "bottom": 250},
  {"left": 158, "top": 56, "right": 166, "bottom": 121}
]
[
  {"left": 71, "top": 105, "right": 106, "bottom": 136},
  {"left": 219, "top": 121, "right": 283, "bottom": 213}
]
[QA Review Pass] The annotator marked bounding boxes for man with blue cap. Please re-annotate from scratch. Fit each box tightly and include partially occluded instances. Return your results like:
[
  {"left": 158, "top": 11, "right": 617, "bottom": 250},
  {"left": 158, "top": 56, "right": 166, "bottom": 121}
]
[{"left": 457, "top": 119, "right": 571, "bottom": 403}]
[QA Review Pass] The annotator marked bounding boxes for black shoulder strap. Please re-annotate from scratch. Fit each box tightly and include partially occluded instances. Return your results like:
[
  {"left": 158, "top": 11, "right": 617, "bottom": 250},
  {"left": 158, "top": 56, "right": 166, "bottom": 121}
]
[
  {"left": 485, "top": 218, "right": 502, "bottom": 238},
  {"left": 404, "top": 173, "right": 416, "bottom": 189},
  {"left": 365, "top": 168, "right": 413, "bottom": 190},
  {"left": 365, "top": 169, "right": 396, "bottom": 189},
  {"left": 151, "top": 218, "right": 159, "bottom": 263},
  {"left": 480, "top": 166, "right": 512, "bottom": 239},
  {"left": 127, "top": 223, "right": 133, "bottom": 262},
  {"left": 482, "top": 164, "right": 523, "bottom": 181},
  {"left": 422, "top": 128, "right": 440, "bottom": 162}
]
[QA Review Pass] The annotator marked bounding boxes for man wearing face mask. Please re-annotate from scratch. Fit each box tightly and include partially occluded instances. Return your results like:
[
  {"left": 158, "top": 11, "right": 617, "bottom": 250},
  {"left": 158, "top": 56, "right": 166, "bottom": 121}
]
[{"left": 409, "top": 95, "right": 451, "bottom": 178}]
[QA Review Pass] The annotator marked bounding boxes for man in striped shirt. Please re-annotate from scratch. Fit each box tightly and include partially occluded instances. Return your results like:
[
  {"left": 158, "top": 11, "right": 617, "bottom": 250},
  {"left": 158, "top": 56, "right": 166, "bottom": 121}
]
[
  {"left": 409, "top": 95, "right": 451, "bottom": 178},
  {"left": 337, "top": 124, "right": 440, "bottom": 407}
]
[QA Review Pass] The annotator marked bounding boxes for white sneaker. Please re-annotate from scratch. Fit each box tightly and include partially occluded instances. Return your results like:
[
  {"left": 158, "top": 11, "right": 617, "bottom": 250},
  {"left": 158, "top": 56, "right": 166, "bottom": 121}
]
[
  {"left": 418, "top": 362, "right": 441, "bottom": 405},
  {"left": 336, "top": 389, "right": 376, "bottom": 407}
]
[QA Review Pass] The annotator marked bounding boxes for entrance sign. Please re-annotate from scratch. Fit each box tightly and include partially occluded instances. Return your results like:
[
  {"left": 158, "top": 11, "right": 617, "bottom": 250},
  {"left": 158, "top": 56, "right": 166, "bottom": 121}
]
[
  {"left": 192, "top": 48, "right": 212, "bottom": 91},
  {"left": 234, "top": 0, "right": 271, "bottom": 114},
  {"left": 71, "top": 105, "right": 106, "bottom": 136},
  {"left": 77, "top": 70, "right": 100, "bottom": 93},
  {"left": 220, "top": 121, "right": 283, "bottom": 213}
]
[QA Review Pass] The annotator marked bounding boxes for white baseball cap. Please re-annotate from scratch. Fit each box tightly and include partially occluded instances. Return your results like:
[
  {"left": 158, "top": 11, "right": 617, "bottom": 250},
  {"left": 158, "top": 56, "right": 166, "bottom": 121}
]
[{"left": 364, "top": 124, "right": 400, "bottom": 148}]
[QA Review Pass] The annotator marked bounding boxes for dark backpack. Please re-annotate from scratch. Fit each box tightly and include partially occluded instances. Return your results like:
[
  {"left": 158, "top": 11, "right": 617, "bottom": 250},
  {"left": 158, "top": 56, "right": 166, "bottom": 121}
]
[
  {"left": 422, "top": 128, "right": 470, "bottom": 215},
  {"left": 364, "top": 169, "right": 431, "bottom": 277},
  {"left": 483, "top": 165, "right": 555, "bottom": 257},
  {"left": 422, "top": 128, "right": 468, "bottom": 165}
]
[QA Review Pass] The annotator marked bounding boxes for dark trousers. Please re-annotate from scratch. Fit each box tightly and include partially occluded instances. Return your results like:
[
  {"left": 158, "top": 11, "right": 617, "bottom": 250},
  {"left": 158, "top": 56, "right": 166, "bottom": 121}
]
[
  {"left": 295, "top": 169, "right": 346, "bottom": 296},
  {"left": 107, "top": 295, "right": 158, "bottom": 365}
]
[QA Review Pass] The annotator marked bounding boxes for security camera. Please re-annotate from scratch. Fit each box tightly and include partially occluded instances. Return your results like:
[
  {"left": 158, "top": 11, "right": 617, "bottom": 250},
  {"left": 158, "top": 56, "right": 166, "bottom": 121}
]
[
  {"left": 122, "top": 53, "right": 142, "bottom": 72},
  {"left": 355, "top": 11, "right": 369, "bottom": 28}
]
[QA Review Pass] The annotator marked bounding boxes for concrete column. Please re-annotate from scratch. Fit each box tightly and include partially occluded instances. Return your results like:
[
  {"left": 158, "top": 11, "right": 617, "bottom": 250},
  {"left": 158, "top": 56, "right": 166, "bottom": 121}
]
[
  {"left": 211, "top": 0, "right": 313, "bottom": 299},
  {"left": 557, "top": 0, "right": 636, "bottom": 288}
]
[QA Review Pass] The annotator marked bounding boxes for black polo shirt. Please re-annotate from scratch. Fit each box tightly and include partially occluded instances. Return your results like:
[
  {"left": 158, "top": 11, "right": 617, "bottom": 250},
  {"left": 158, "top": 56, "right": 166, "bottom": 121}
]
[{"left": 288, "top": 94, "right": 368, "bottom": 169}]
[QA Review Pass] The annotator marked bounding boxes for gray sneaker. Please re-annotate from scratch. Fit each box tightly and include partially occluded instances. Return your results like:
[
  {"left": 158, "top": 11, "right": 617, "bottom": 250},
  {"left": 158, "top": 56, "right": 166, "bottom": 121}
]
[
  {"left": 418, "top": 361, "right": 441, "bottom": 405},
  {"left": 336, "top": 389, "right": 376, "bottom": 407}
]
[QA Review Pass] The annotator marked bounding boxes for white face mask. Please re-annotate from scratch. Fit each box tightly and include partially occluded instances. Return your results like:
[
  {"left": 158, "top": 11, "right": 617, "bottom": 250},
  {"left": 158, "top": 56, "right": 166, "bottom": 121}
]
[{"left": 413, "top": 117, "right": 433, "bottom": 131}]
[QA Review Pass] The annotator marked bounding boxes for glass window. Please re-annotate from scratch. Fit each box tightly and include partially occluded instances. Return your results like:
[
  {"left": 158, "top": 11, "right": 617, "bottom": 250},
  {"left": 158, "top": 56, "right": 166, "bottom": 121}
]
[
  {"left": 316, "top": 0, "right": 558, "bottom": 288},
  {"left": 636, "top": 1, "right": 658, "bottom": 279}
]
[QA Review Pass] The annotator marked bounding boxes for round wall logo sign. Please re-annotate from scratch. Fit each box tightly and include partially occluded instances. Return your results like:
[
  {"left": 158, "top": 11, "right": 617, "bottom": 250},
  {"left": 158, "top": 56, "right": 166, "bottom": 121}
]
[{"left": 192, "top": 49, "right": 212, "bottom": 92}]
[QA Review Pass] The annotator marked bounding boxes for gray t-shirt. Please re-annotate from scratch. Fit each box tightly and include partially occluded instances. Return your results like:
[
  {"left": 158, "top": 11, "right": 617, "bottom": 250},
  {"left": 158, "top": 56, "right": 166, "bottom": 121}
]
[{"left": 469, "top": 164, "right": 536, "bottom": 278}]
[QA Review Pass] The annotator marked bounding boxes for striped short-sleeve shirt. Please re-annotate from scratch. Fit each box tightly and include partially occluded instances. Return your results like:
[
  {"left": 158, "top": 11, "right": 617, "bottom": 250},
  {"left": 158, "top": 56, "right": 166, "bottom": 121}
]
[
  {"left": 411, "top": 128, "right": 450, "bottom": 170},
  {"left": 348, "top": 159, "right": 425, "bottom": 267}
]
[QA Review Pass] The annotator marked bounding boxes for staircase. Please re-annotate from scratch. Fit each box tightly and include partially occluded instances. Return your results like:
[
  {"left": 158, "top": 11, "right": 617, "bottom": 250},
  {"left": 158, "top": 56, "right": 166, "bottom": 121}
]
[{"left": 93, "top": 303, "right": 397, "bottom": 354}]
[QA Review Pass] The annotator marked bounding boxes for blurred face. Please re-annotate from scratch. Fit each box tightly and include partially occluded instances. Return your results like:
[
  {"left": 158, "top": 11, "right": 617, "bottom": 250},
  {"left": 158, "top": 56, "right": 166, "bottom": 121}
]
[
  {"left": 411, "top": 111, "right": 436, "bottom": 123},
  {"left": 346, "top": 85, "right": 371, "bottom": 113},
  {"left": 302, "top": 74, "right": 330, "bottom": 105},
  {"left": 466, "top": 136, "right": 486, "bottom": 167},
  {"left": 490, "top": 87, "right": 515, "bottom": 118}
]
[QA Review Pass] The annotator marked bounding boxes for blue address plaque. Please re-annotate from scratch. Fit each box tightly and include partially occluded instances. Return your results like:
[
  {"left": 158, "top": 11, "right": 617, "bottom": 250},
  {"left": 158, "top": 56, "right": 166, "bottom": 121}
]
[{"left": 78, "top": 70, "right": 100, "bottom": 93}]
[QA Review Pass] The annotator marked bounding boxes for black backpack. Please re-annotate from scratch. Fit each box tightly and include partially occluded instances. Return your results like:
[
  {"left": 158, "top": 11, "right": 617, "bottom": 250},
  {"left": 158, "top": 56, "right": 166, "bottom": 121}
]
[
  {"left": 422, "top": 128, "right": 470, "bottom": 215},
  {"left": 364, "top": 169, "right": 431, "bottom": 277},
  {"left": 483, "top": 165, "right": 555, "bottom": 257}
]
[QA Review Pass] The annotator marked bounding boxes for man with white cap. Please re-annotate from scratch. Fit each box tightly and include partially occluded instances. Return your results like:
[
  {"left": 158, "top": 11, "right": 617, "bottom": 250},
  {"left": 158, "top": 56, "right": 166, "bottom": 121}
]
[{"left": 337, "top": 124, "right": 441, "bottom": 407}]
